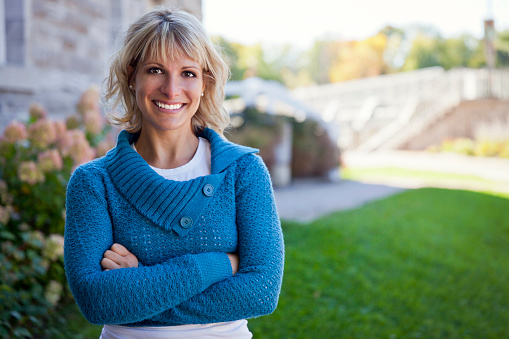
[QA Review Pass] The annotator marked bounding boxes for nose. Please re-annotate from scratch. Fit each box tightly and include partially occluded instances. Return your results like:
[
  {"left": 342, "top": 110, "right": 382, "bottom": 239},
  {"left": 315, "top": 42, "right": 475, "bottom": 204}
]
[{"left": 161, "top": 75, "right": 181, "bottom": 98}]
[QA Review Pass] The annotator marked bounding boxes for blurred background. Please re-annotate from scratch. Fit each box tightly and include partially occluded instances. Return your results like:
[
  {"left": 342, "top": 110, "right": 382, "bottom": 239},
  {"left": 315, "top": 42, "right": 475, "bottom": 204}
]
[
  {"left": 1, "top": 0, "right": 509, "bottom": 338},
  {"left": 1, "top": 0, "right": 509, "bottom": 186}
]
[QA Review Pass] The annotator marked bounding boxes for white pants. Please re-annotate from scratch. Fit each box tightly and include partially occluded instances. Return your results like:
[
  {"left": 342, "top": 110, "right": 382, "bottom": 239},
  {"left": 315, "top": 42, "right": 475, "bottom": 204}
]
[{"left": 99, "top": 320, "right": 252, "bottom": 339}]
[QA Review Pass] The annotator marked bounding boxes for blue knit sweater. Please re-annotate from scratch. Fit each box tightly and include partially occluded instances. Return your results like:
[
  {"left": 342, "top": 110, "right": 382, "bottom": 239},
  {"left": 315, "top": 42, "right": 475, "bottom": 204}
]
[{"left": 64, "top": 128, "right": 284, "bottom": 326}]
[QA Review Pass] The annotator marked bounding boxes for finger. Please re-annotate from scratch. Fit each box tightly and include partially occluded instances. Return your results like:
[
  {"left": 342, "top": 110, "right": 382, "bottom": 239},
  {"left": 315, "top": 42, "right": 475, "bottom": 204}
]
[
  {"left": 227, "top": 253, "right": 239, "bottom": 275},
  {"left": 103, "top": 250, "right": 125, "bottom": 264},
  {"left": 101, "top": 257, "right": 120, "bottom": 270},
  {"left": 125, "top": 253, "right": 139, "bottom": 268},
  {"left": 111, "top": 243, "right": 129, "bottom": 256}
]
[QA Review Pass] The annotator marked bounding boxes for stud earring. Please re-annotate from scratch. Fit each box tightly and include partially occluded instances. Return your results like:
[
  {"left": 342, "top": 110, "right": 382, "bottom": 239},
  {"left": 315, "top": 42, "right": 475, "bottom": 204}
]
[
  {"left": 201, "top": 93, "right": 204, "bottom": 97},
  {"left": 129, "top": 85, "right": 133, "bottom": 90}
]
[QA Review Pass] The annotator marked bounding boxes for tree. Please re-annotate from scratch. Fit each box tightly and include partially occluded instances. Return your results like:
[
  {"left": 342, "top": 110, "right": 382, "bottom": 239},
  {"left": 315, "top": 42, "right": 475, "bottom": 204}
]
[
  {"left": 401, "top": 32, "right": 442, "bottom": 71},
  {"left": 440, "top": 35, "right": 478, "bottom": 69},
  {"left": 329, "top": 33, "right": 388, "bottom": 82},
  {"left": 379, "top": 25, "right": 407, "bottom": 72},
  {"left": 496, "top": 30, "right": 509, "bottom": 67},
  {"left": 216, "top": 36, "right": 313, "bottom": 88},
  {"left": 305, "top": 39, "right": 337, "bottom": 85},
  {"left": 213, "top": 36, "right": 246, "bottom": 81}
]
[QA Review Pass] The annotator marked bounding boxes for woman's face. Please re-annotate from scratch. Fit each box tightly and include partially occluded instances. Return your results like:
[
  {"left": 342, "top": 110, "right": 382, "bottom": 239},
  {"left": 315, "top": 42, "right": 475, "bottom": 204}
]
[{"left": 132, "top": 53, "right": 205, "bottom": 135}]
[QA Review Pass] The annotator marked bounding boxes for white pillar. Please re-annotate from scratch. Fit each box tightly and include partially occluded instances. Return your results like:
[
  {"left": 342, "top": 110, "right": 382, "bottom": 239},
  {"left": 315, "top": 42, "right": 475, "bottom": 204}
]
[{"left": 271, "top": 121, "right": 292, "bottom": 187}]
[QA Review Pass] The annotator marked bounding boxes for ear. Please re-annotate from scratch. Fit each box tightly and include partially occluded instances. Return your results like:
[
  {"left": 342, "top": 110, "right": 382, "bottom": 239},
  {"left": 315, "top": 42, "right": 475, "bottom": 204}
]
[
  {"left": 127, "top": 65, "right": 135, "bottom": 87},
  {"left": 202, "top": 71, "right": 211, "bottom": 94}
]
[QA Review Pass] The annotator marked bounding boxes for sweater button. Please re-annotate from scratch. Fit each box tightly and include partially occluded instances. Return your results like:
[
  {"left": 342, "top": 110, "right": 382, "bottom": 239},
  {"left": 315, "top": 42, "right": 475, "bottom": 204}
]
[
  {"left": 202, "top": 184, "right": 214, "bottom": 196},
  {"left": 180, "top": 217, "right": 193, "bottom": 229}
]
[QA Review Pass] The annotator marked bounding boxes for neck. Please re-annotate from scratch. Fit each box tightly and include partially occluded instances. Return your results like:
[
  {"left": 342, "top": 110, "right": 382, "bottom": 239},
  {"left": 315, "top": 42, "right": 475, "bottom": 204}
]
[{"left": 135, "top": 126, "right": 199, "bottom": 169}]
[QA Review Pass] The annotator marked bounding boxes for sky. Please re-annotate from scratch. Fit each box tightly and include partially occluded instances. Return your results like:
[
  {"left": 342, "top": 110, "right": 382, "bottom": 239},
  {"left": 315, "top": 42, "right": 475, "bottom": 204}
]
[{"left": 203, "top": 0, "right": 509, "bottom": 48}]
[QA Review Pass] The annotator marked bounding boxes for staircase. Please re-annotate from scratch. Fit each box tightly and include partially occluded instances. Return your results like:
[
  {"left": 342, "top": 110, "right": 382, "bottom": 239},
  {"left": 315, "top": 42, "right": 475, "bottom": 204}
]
[{"left": 292, "top": 68, "right": 509, "bottom": 151}]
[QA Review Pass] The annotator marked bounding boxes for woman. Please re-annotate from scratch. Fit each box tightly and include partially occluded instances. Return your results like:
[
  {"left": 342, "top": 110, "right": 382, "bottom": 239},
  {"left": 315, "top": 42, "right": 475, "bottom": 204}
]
[{"left": 64, "top": 8, "right": 284, "bottom": 339}]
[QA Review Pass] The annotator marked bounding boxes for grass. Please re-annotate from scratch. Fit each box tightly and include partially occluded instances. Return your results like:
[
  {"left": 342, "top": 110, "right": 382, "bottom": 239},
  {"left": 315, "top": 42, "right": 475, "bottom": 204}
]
[
  {"left": 248, "top": 188, "right": 509, "bottom": 338},
  {"left": 62, "top": 188, "right": 509, "bottom": 338}
]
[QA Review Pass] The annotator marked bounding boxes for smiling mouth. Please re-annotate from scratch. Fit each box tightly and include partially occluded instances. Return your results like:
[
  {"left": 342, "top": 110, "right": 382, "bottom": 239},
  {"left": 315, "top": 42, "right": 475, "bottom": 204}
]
[{"left": 154, "top": 101, "right": 184, "bottom": 110}]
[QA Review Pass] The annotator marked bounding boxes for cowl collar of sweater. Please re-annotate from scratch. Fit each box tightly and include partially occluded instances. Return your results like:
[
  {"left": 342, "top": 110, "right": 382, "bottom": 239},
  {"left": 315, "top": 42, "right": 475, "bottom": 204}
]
[{"left": 104, "top": 128, "right": 258, "bottom": 236}]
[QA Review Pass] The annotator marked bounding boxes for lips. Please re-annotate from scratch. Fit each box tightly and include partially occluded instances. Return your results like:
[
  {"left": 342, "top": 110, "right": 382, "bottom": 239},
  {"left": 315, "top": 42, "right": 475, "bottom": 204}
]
[{"left": 153, "top": 100, "right": 184, "bottom": 110}]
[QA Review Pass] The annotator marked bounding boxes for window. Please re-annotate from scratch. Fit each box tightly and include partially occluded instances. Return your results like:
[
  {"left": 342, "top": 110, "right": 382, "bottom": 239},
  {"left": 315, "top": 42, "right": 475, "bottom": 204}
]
[
  {"left": 0, "top": 0, "right": 5, "bottom": 64},
  {"left": 2, "top": 0, "right": 25, "bottom": 65}
]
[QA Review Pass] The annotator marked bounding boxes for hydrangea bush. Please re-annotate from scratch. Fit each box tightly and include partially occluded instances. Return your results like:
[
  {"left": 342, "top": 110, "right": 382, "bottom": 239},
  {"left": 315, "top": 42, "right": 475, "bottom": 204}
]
[{"left": 0, "top": 88, "right": 115, "bottom": 338}]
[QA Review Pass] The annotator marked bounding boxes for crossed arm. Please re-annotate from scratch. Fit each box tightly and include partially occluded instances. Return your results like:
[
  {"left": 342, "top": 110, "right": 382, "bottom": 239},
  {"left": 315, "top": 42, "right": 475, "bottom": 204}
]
[{"left": 101, "top": 243, "right": 239, "bottom": 275}]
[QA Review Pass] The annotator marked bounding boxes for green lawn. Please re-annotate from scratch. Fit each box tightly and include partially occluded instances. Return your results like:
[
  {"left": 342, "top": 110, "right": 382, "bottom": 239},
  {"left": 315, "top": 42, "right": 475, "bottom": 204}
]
[
  {"left": 63, "top": 188, "right": 509, "bottom": 338},
  {"left": 248, "top": 188, "right": 509, "bottom": 338}
]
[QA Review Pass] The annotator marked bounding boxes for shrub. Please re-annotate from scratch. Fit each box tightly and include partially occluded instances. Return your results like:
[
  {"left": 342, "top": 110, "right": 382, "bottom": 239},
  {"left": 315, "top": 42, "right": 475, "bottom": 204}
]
[
  {"left": 0, "top": 88, "right": 115, "bottom": 338},
  {"left": 227, "top": 107, "right": 285, "bottom": 171},
  {"left": 431, "top": 137, "right": 509, "bottom": 158},
  {"left": 499, "top": 141, "right": 509, "bottom": 158},
  {"left": 450, "top": 137, "right": 475, "bottom": 155},
  {"left": 291, "top": 119, "right": 340, "bottom": 177},
  {"left": 474, "top": 139, "right": 502, "bottom": 157}
]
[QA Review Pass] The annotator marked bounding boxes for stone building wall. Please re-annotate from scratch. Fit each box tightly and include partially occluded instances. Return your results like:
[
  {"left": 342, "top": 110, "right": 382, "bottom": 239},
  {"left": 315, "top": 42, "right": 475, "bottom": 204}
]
[
  {"left": 150, "top": 0, "right": 202, "bottom": 20},
  {"left": 0, "top": 0, "right": 202, "bottom": 130}
]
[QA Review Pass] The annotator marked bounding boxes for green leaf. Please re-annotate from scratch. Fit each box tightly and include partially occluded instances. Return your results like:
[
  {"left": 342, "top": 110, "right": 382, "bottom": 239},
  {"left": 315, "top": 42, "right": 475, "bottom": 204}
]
[
  {"left": 0, "top": 326, "right": 11, "bottom": 337},
  {"left": 9, "top": 310, "right": 22, "bottom": 320},
  {"left": 0, "top": 231, "right": 15, "bottom": 241},
  {"left": 14, "top": 327, "right": 33, "bottom": 338},
  {"left": 28, "top": 316, "right": 40, "bottom": 325}
]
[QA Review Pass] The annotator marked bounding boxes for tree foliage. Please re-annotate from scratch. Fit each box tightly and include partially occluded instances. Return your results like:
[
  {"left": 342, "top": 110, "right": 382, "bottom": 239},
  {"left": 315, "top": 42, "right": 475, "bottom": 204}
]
[
  {"left": 329, "top": 33, "right": 388, "bottom": 82},
  {"left": 215, "top": 37, "right": 305, "bottom": 86},
  {"left": 496, "top": 30, "right": 509, "bottom": 67},
  {"left": 401, "top": 30, "right": 482, "bottom": 71},
  {"left": 215, "top": 27, "right": 509, "bottom": 87}
]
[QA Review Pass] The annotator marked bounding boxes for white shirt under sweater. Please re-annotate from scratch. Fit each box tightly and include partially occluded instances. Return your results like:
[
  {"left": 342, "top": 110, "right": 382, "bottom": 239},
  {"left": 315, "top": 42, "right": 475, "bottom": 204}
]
[{"left": 100, "top": 137, "right": 252, "bottom": 339}]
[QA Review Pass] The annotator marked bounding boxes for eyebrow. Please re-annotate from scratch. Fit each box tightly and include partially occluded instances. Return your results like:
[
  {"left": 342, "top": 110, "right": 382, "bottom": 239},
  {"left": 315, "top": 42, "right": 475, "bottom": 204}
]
[{"left": 143, "top": 61, "right": 201, "bottom": 70}]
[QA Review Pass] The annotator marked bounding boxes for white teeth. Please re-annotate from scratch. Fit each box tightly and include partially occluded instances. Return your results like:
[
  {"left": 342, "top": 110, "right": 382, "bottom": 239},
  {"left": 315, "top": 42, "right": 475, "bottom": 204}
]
[{"left": 155, "top": 101, "right": 182, "bottom": 110}]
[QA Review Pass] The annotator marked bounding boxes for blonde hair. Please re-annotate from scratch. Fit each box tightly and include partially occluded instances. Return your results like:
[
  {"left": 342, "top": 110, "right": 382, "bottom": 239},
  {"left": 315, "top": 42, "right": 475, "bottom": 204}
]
[{"left": 105, "top": 8, "right": 230, "bottom": 135}]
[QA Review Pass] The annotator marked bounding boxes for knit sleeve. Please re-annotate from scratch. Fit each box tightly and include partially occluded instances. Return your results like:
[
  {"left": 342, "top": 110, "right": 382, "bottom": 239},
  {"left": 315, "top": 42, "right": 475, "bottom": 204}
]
[
  {"left": 63, "top": 165, "right": 233, "bottom": 325},
  {"left": 163, "top": 154, "right": 285, "bottom": 323}
]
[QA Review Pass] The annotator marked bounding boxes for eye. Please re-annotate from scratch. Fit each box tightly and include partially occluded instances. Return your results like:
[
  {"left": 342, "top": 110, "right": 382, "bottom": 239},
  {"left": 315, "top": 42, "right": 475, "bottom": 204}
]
[
  {"left": 182, "top": 71, "right": 196, "bottom": 78},
  {"left": 148, "top": 67, "right": 163, "bottom": 74}
]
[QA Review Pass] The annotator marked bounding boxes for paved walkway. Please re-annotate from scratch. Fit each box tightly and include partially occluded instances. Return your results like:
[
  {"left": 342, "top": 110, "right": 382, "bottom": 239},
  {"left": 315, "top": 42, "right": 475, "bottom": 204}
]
[{"left": 274, "top": 179, "right": 404, "bottom": 222}]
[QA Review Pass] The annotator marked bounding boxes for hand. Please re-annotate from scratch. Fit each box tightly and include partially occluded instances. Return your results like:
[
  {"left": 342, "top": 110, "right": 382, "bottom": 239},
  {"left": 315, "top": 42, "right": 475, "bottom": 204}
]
[
  {"left": 227, "top": 253, "right": 239, "bottom": 275},
  {"left": 101, "top": 243, "right": 139, "bottom": 271}
]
